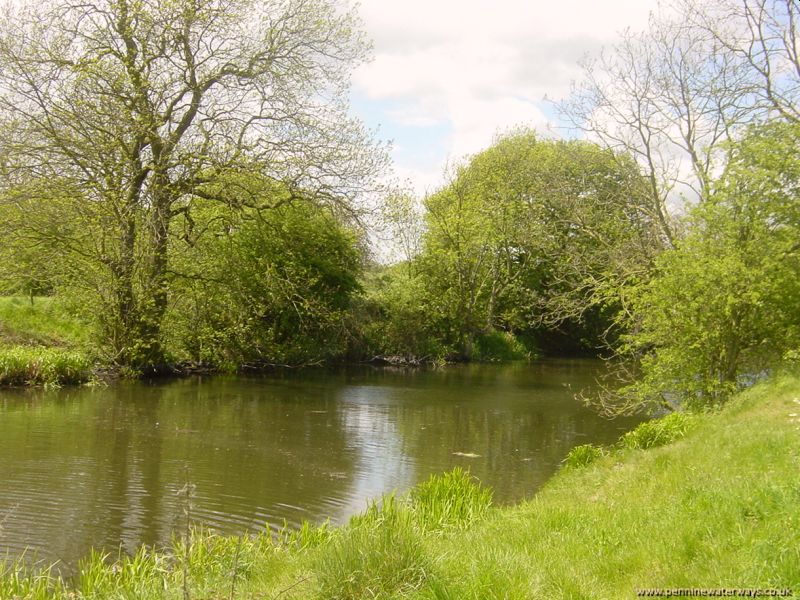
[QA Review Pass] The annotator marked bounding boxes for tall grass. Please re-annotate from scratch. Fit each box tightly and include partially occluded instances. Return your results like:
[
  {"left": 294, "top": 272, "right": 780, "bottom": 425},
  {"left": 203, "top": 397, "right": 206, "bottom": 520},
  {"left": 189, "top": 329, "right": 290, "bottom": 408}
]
[
  {"left": 409, "top": 467, "right": 493, "bottom": 531},
  {"left": 0, "top": 346, "right": 91, "bottom": 386},
  {"left": 315, "top": 495, "right": 431, "bottom": 599},
  {"left": 619, "top": 410, "right": 697, "bottom": 450},
  {"left": 0, "top": 560, "right": 65, "bottom": 600},
  {"left": 561, "top": 410, "right": 696, "bottom": 471}
]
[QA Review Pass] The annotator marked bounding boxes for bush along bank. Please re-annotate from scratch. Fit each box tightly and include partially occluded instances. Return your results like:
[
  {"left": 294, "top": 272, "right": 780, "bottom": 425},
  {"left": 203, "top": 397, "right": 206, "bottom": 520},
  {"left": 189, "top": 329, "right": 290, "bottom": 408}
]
[{"left": 2, "top": 372, "right": 799, "bottom": 598}]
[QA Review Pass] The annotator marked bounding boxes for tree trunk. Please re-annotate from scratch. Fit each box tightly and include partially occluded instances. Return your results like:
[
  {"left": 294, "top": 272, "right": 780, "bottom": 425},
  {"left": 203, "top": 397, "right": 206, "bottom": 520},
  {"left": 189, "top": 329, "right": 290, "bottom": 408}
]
[
  {"left": 108, "top": 183, "right": 173, "bottom": 371},
  {"left": 136, "top": 187, "right": 172, "bottom": 370},
  {"left": 110, "top": 213, "right": 139, "bottom": 366}
]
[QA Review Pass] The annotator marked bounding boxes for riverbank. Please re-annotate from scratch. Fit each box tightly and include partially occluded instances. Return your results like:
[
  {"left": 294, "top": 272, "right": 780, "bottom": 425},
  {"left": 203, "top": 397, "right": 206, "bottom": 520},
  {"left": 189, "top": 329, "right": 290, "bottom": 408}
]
[
  {"left": 2, "top": 371, "right": 798, "bottom": 599},
  {"left": 0, "top": 297, "right": 93, "bottom": 386},
  {"left": 0, "top": 295, "right": 540, "bottom": 387}
]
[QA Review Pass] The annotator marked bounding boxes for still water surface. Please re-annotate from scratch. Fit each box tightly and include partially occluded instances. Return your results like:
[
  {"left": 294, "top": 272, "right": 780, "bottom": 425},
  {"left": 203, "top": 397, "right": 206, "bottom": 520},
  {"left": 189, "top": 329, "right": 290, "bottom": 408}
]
[{"left": 0, "top": 360, "right": 642, "bottom": 571}]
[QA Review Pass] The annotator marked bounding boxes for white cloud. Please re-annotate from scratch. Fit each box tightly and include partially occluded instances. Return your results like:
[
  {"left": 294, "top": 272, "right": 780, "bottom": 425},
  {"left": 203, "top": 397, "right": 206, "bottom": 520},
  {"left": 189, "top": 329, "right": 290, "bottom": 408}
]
[{"left": 350, "top": 0, "right": 661, "bottom": 193}]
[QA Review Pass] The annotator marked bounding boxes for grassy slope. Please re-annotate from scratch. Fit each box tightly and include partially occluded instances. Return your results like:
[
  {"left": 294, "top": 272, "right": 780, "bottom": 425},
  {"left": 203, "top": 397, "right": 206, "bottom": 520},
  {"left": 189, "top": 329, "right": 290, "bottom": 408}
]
[
  {"left": 416, "top": 374, "right": 800, "bottom": 599},
  {"left": 0, "top": 296, "right": 92, "bottom": 385},
  {"left": 0, "top": 296, "right": 89, "bottom": 348},
  {"left": 2, "top": 374, "right": 799, "bottom": 599}
]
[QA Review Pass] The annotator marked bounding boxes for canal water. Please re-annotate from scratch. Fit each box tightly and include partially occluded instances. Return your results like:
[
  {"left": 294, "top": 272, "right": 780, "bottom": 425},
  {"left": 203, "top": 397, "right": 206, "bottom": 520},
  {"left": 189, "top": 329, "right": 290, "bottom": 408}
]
[{"left": 0, "top": 360, "right": 642, "bottom": 572}]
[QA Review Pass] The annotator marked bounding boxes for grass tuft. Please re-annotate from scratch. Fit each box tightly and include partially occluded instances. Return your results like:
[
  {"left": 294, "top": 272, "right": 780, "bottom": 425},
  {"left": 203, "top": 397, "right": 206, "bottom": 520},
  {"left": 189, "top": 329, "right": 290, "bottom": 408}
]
[
  {"left": 409, "top": 467, "right": 493, "bottom": 532},
  {"left": 562, "top": 443, "right": 606, "bottom": 469},
  {"left": 277, "top": 519, "right": 335, "bottom": 551},
  {"left": 0, "top": 557, "right": 65, "bottom": 600},
  {"left": 620, "top": 411, "right": 696, "bottom": 450},
  {"left": 315, "top": 495, "right": 431, "bottom": 599}
]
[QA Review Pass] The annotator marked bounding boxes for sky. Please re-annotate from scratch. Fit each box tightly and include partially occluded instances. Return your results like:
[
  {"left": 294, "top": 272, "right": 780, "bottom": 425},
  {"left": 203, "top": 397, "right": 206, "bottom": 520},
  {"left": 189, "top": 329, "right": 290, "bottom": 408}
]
[{"left": 348, "top": 0, "right": 661, "bottom": 195}]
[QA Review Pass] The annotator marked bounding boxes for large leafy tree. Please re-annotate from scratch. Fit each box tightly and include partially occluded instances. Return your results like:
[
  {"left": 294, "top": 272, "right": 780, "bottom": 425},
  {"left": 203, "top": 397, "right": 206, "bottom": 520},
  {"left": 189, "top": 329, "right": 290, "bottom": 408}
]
[
  {"left": 167, "top": 194, "right": 362, "bottom": 367},
  {"left": 609, "top": 121, "right": 800, "bottom": 414},
  {"left": 559, "top": 0, "right": 800, "bottom": 413},
  {"left": 0, "top": 0, "right": 383, "bottom": 368},
  {"left": 416, "top": 130, "right": 662, "bottom": 358}
]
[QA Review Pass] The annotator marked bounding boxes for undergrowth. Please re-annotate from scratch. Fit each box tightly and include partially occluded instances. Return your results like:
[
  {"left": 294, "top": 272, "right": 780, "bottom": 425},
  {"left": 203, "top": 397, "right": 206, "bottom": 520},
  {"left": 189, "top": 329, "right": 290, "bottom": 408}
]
[{"left": 0, "top": 346, "right": 91, "bottom": 386}]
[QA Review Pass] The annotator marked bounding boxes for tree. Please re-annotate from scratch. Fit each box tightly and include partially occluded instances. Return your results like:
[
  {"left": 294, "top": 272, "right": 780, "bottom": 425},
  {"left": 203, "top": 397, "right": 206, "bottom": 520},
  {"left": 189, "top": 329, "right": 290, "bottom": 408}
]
[
  {"left": 605, "top": 120, "right": 800, "bottom": 415},
  {"left": 415, "top": 130, "right": 661, "bottom": 358},
  {"left": 560, "top": 4, "right": 766, "bottom": 241},
  {"left": 378, "top": 191, "right": 425, "bottom": 268},
  {"left": 166, "top": 195, "right": 363, "bottom": 367},
  {"left": 0, "top": 0, "right": 384, "bottom": 368},
  {"left": 680, "top": 0, "right": 800, "bottom": 124},
  {"left": 0, "top": 181, "right": 99, "bottom": 301}
]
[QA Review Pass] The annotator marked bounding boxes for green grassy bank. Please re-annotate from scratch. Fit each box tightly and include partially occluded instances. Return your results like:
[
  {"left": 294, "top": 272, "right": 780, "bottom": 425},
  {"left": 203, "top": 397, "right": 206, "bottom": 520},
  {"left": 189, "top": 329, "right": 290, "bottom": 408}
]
[
  {"left": 2, "top": 373, "right": 799, "bottom": 599},
  {"left": 0, "top": 297, "right": 92, "bottom": 386}
]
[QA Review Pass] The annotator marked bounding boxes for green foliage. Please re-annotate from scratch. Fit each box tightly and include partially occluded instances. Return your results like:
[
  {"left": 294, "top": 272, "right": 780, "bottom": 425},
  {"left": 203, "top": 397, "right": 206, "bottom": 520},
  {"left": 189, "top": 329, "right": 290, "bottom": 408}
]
[
  {"left": 0, "top": 0, "right": 380, "bottom": 369},
  {"left": 783, "top": 348, "right": 800, "bottom": 365},
  {"left": 0, "top": 346, "right": 91, "bottom": 386},
  {"left": 166, "top": 199, "right": 363, "bottom": 367},
  {"left": 393, "top": 128, "right": 659, "bottom": 360},
  {"left": 0, "top": 184, "right": 83, "bottom": 300},
  {"left": 562, "top": 443, "right": 606, "bottom": 468},
  {"left": 473, "top": 330, "right": 533, "bottom": 362},
  {"left": 354, "top": 264, "right": 455, "bottom": 361},
  {"left": 620, "top": 412, "right": 696, "bottom": 450},
  {"left": 408, "top": 468, "right": 493, "bottom": 532},
  {"left": 617, "top": 120, "right": 800, "bottom": 412}
]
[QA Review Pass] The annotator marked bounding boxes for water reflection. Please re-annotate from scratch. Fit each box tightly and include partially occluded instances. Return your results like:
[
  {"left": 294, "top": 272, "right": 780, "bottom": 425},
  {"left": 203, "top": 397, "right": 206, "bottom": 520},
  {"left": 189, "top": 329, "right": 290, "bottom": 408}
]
[{"left": 0, "top": 360, "right": 642, "bottom": 572}]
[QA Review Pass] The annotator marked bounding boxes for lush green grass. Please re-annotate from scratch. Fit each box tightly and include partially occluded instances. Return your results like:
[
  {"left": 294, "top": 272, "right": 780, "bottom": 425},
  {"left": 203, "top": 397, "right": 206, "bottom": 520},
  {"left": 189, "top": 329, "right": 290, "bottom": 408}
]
[
  {"left": 0, "top": 296, "right": 92, "bottom": 386},
  {"left": 424, "top": 374, "right": 800, "bottom": 599},
  {"left": 0, "top": 296, "right": 90, "bottom": 348},
  {"left": 0, "top": 346, "right": 91, "bottom": 386},
  {"left": 409, "top": 467, "right": 493, "bottom": 532},
  {"left": 2, "top": 374, "right": 799, "bottom": 598}
]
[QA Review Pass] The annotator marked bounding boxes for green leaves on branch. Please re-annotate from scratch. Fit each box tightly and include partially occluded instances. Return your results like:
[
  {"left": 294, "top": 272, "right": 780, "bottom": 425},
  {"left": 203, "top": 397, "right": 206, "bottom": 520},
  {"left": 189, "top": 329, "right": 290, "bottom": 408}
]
[
  {"left": 373, "top": 129, "right": 662, "bottom": 360},
  {"left": 166, "top": 198, "right": 362, "bottom": 367},
  {"left": 612, "top": 121, "right": 800, "bottom": 413}
]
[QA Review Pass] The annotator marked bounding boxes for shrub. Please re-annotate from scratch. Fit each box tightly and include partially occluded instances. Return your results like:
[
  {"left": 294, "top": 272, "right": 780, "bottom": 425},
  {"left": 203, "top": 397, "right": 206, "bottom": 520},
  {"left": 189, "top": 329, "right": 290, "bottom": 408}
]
[{"left": 474, "top": 330, "right": 534, "bottom": 362}]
